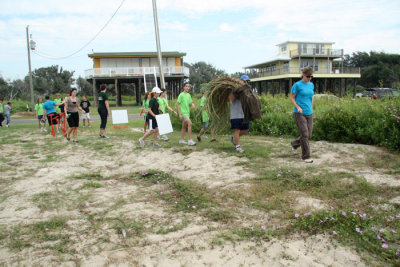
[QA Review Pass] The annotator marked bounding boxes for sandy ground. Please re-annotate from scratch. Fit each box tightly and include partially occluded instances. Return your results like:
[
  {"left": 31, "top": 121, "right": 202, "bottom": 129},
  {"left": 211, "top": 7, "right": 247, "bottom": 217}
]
[{"left": 0, "top": 129, "right": 398, "bottom": 266}]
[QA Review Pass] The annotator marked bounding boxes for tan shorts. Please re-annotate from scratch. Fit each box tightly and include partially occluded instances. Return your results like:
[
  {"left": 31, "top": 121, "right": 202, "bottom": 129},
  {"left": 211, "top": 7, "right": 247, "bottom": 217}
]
[{"left": 182, "top": 116, "right": 191, "bottom": 123}]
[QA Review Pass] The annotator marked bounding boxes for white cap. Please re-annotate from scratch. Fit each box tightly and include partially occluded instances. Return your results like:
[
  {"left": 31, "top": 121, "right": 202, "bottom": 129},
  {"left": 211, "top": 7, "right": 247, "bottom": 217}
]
[{"left": 152, "top": 87, "right": 162, "bottom": 93}]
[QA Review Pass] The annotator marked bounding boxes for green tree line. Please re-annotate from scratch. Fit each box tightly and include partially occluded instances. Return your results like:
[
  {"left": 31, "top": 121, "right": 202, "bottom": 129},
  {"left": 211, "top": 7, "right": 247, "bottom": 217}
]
[{"left": 1, "top": 51, "right": 399, "bottom": 101}]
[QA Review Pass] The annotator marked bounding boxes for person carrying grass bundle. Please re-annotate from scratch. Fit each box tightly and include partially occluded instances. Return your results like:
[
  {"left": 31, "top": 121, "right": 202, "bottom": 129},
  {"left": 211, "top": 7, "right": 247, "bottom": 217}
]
[
  {"left": 206, "top": 75, "right": 261, "bottom": 153},
  {"left": 228, "top": 75, "right": 256, "bottom": 153},
  {"left": 139, "top": 87, "right": 163, "bottom": 148},
  {"left": 290, "top": 66, "right": 315, "bottom": 163},
  {"left": 176, "top": 82, "right": 196, "bottom": 146},
  {"left": 197, "top": 88, "right": 215, "bottom": 142}
]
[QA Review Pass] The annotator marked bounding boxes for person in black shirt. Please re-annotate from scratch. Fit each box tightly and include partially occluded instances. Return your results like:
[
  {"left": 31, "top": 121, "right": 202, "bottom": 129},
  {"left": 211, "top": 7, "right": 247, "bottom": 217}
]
[
  {"left": 80, "top": 95, "right": 91, "bottom": 127},
  {"left": 138, "top": 87, "right": 162, "bottom": 147}
]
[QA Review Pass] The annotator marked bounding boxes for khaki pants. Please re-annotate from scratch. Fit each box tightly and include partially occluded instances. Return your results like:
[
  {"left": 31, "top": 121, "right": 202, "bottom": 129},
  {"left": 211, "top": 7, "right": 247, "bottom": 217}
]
[{"left": 291, "top": 113, "right": 313, "bottom": 160}]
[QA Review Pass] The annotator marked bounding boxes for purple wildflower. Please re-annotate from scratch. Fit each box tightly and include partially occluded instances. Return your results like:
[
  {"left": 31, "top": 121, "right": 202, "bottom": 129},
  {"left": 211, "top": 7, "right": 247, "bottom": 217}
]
[
  {"left": 295, "top": 214, "right": 299, "bottom": 218},
  {"left": 261, "top": 225, "right": 266, "bottom": 230},
  {"left": 382, "top": 244, "right": 388, "bottom": 249},
  {"left": 332, "top": 231, "right": 337, "bottom": 235},
  {"left": 342, "top": 211, "right": 347, "bottom": 216}
]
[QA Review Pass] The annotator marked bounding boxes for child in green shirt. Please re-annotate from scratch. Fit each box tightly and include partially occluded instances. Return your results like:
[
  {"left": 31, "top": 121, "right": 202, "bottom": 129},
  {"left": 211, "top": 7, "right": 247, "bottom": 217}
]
[{"left": 176, "top": 83, "right": 196, "bottom": 146}]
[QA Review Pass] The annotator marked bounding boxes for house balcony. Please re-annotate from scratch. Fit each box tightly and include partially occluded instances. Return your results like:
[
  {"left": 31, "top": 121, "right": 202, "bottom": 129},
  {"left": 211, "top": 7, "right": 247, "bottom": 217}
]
[
  {"left": 289, "top": 48, "right": 343, "bottom": 58},
  {"left": 84, "top": 66, "right": 190, "bottom": 79},
  {"left": 248, "top": 67, "right": 360, "bottom": 80}
]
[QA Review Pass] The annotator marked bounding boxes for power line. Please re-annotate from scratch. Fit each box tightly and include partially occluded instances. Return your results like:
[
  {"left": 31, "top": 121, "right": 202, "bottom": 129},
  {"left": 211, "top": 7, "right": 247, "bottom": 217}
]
[{"left": 33, "top": 0, "right": 126, "bottom": 60}]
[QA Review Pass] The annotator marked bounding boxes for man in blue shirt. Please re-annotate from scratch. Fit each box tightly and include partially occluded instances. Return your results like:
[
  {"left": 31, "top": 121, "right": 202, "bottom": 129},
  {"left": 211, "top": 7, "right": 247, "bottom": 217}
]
[{"left": 42, "top": 95, "right": 63, "bottom": 133}]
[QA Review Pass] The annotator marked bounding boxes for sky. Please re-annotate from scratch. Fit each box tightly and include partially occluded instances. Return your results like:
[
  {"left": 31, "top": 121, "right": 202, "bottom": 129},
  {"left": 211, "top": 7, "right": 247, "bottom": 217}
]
[{"left": 0, "top": 0, "right": 399, "bottom": 81}]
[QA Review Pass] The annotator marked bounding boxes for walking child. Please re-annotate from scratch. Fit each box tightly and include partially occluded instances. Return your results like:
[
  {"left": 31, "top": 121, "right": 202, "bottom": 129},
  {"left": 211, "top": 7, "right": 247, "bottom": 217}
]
[
  {"left": 158, "top": 88, "right": 177, "bottom": 141},
  {"left": 80, "top": 95, "right": 91, "bottom": 127},
  {"left": 176, "top": 82, "right": 196, "bottom": 146},
  {"left": 197, "top": 88, "right": 215, "bottom": 142}
]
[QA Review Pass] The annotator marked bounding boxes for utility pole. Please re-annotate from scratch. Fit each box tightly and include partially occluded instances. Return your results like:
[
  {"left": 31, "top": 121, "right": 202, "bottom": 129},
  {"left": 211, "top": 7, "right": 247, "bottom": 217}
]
[
  {"left": 152, "top": 0, "right": 165, "bottom": 88},
  {"left": 26, "top": 25, "right": 35, "bottom": 111}
]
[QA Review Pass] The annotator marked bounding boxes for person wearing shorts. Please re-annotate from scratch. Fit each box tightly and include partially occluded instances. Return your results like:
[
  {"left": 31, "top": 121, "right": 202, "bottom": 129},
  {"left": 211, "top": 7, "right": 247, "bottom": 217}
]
[
  {"left": 229, "top": 75, "right": 251, "bottom": 153},
  {"left": 158, "top": 88, "right": 177, "bottom": 141},
  {"left": 35, "top": 97, "right": 46, "bottom": 132},
  {"left": 138, "top": 87, "right": 162, "bottom": 147},
  {"left": 80, "top": 95, "right": 91, "bottom": 127},
  {"left": 65, "top": 88, "right": 85, "bottom": 143},
  {"left": 176, "top": 82, "right": 196, "bottom": 146},
  {"left": 42, "top": 95, "right": 63, "bottom": 134}
]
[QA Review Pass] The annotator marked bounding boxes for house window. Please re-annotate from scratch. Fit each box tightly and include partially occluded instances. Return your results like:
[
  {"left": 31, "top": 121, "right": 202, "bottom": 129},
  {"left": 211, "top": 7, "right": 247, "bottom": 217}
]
[
  {"left": 300, "top": 61, "right": 318, "bottom": 71},
  {"left": 281, "top": 45, "right": 287, "bottom": 52},
  {"left": 284, "top": 62, "right": 289, "bottom": 72}
]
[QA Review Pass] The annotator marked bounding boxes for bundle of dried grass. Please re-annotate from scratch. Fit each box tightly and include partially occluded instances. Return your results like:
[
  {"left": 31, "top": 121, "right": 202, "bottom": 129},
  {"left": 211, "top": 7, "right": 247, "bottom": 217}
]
[{"left": 206, "top": 76, "right": 243, "bottom": 133}]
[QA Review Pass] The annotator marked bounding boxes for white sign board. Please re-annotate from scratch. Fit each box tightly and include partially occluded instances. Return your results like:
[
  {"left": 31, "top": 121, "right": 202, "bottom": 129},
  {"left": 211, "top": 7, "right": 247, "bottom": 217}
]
[
  {"left": 112, "top": 110, "right": 129, "bottom": 124},
  {"left": 155, "top": 113, "right": 173, "bottom": 135}
]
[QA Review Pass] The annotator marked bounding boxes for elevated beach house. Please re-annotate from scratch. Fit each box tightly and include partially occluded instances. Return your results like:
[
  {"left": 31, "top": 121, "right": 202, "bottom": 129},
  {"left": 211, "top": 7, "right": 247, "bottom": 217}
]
[
  {"left": 244, "top": 41, "right": 361, "bottom": 96},
  {"left": 85, "top": 51, "right": 189, "bottom": 105}
]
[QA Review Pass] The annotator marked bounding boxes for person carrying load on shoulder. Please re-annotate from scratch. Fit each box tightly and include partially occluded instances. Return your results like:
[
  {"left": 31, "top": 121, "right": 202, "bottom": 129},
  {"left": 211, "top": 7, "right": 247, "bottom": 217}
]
[{"left": 229, "top": 74, "right": 261, "bottom": 153}]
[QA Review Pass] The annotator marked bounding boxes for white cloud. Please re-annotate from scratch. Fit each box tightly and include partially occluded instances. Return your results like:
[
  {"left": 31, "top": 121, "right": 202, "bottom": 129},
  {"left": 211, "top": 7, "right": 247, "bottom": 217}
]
[{"left": 219, "top": 23, "right": 234, "bottom": 32}]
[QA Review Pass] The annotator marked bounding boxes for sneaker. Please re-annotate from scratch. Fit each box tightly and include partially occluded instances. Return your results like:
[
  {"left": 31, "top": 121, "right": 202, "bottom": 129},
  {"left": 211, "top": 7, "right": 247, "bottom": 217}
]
[
  {"left": 6, "top": 125, "right": 9, "bottom": 127},
  {"left": 188, "top": 140, "right": 196, "bottom": 146},
  {"left": 88, "top": 125, "right": 92, "bottom": 128},
  {"left": 66, "top": 137, "right": 70, "bottom": 141},
  {"left": 210, "top": 138, "right": 216, "bottom": 142},
  {"left": 82, "top": 125, "right": 86, "bottom": 128},
  {"left": 139, "top": 138, "right": 145, "bottom": 147},
  {"left": 179, "top": 140, "right": 187, "bottom": 145},
  {"left": 56, "top": 130, "right": 60, "bottom": 134},
  {"left": 236, "top": 146, "right": 244, "bottom": 153},
  {"left": 100, "top": 135, "right": 110, "bottom": 139},
  {"left": 292, "top": 146, "right": 298, "bottom": 154},
  {"left": 153, "top": 142, "right": 161, "bottom": 147},
  {"left": 230, "top": 136, "right": 236, "bottom": 147},
  {"left": 203, "top": 135, "right": 208, "bottom": 139},
  {"left": 73, "top": 140, "right": 79, "bottom": 143},
  {"left": 197, "top": 136, "right": 201, "bottom": 142},
  {"left": 304, "top": 158, "right": 313, "bottom": 163},
  {"left": 161, "top": 135, "right": 169, "bottom": 141},
  {"left": 157, "top": 136, "right": 161, "bottom": 140}
]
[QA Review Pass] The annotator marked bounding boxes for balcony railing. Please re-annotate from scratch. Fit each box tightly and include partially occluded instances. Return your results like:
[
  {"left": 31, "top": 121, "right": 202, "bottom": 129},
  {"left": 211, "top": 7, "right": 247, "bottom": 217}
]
[
  {"left": 247, "top": 67, "right": 360, "bottom": 79},
  {"left": 289, "top": 49, "right": 343, "bottom": 58},
  {"left": 84, "top": 66, "right": 190, "bottom": 79}
]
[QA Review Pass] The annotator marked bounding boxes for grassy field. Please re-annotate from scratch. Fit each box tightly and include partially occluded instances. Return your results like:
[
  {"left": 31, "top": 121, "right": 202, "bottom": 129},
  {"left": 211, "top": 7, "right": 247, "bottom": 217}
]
[{"left": 0, "top": 118, "right": 399, "bottom": 265}]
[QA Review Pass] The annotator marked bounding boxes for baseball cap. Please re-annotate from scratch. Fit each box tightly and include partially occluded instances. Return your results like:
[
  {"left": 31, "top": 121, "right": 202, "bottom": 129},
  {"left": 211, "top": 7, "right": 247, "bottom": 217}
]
[
  {"left": 152, "top": 87, "right": 162, "bottom": 93},
  {"left": 240, "top": 75, "right": 250, "bottom": 81}
]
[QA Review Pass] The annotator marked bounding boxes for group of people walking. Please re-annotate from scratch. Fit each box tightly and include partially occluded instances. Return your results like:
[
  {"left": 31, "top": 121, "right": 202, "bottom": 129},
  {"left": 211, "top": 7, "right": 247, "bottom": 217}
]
[
  {"left": 33, "top": 87, "right": 100, "bottom": 142},
  {"left": 27, "top": 66, "right": 315, "bottom": 163}
]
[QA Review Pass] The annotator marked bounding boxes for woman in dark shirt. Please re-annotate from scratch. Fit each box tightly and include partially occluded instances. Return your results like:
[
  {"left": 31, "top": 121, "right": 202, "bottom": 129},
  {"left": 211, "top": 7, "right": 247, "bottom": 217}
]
[{"left": 138, "top": 87, "right": 162, "bottom": 147}]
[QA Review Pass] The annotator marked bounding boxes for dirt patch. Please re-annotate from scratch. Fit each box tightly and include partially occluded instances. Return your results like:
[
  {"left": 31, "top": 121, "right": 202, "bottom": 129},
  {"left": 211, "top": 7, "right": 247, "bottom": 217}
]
[{"left": 1, "top": 131, "right": 395, "bottom": 266}]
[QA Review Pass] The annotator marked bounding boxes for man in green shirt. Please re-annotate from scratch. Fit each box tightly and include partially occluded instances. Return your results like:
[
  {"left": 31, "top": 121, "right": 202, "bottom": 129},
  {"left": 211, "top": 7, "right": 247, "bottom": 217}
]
[{"left": 176, "top": 82, "right": 196, "bottom": 146}]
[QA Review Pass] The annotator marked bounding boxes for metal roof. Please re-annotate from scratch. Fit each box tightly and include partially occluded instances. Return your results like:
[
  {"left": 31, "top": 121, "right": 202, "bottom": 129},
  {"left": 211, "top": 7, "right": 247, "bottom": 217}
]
[
  {"left": 276, "top": 41, "right": 335, "bottom": 46},
  {"left": 244, "top": 54, "right": 291, "bottom": 69},
  {"left": 88, "top": 51, "right": 186, "bottom": 58}
]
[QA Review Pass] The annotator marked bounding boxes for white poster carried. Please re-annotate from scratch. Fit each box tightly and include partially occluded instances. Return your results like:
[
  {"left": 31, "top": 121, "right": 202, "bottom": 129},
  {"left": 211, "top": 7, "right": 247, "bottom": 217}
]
[
  {"left": 155, "top": 113, "right": 173, "bottom": 135},
  {"left": 111, "top": 110, "right": 129, "bottom": 124}
]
